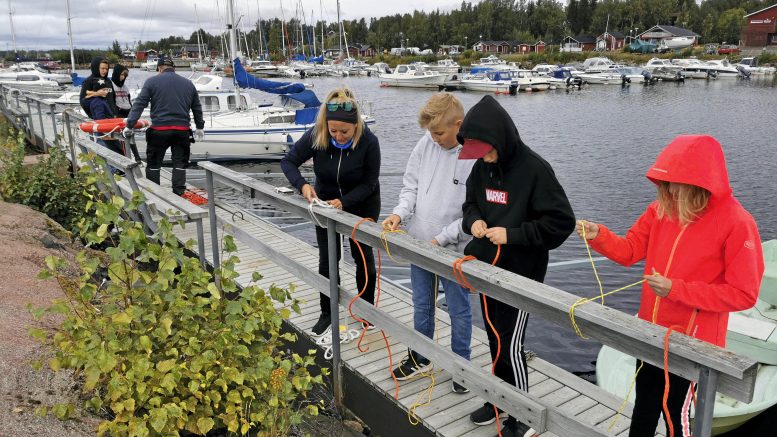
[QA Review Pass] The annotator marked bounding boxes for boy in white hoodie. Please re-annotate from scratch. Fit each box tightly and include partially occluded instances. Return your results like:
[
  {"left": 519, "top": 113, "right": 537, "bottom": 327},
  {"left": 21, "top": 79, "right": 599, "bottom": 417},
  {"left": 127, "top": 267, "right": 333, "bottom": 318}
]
[{"left": 382, "top": 93, "right": 476, "bottom": 393}]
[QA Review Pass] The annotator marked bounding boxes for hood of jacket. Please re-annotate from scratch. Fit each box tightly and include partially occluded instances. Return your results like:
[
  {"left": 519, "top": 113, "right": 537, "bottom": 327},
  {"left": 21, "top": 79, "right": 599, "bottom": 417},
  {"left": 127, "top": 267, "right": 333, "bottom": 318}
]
[
  {"left": 89, "top": 57, "right": 107, "bottom": 77},
  {"left": 646, "top": 135, "right": 732, "bottom": 199},
  {"left": 111, "top": 64, "right": 128, "bottom": 87},
  {"left": 457, "top": 95, "right": 526, "bottom": 170}
]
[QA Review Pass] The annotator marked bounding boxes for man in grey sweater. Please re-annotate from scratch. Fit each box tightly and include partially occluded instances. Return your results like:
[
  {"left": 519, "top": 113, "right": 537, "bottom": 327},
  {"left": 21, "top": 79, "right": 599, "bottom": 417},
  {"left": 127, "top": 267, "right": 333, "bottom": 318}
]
[
  {"left": 124, "top": 57, "right": 205, "bottom": 195},
  {"left": 382, "top": 93, "right": 476, "bottom": 393}
]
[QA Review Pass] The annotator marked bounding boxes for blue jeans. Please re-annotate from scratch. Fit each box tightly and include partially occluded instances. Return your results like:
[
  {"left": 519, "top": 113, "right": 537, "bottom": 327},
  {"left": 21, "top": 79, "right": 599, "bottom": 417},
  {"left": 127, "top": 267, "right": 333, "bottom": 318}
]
[{"left": 411, "top": 265, "right": 471, "bottom": 361}]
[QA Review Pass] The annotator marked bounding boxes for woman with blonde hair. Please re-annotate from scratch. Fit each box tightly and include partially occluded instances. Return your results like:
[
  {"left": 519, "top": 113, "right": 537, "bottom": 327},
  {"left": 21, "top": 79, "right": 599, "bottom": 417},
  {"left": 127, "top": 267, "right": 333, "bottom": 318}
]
[
  {"left": 281, "top": 87, "right": 381, "bottom": 338},
  {"left": 576, "top": 134, "right": 764, "bottom": 437}
]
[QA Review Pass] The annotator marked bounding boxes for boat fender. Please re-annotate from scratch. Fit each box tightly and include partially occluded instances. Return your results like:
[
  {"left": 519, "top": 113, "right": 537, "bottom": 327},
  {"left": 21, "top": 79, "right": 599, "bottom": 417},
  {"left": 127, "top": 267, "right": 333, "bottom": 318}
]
[
  {"left": 707, "top": 70, "right": 718, "bottom": 79},
  {"left": 78, "top": 118, "right": 151, "bottom": 134}
]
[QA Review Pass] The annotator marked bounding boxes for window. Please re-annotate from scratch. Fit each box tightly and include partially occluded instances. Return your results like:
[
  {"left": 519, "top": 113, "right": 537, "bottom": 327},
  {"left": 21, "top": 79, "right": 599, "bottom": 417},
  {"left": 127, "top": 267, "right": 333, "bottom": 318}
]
[
  {"left": 200, "top": 96, "right": 220, "bottom": 112},
  {"left": 227, "top": 95, "right": 248, "bottom": 110}
]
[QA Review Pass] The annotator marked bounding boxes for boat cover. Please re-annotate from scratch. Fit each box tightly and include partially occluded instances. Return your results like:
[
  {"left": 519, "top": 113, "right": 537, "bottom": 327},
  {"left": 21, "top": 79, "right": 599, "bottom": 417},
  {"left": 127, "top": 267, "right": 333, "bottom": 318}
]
[
  {"left": 629, "top": 39, "right": 657, "bottom": 54},
  {"left": 70, "top": 73, "right": 87, "bottom": 86},
  {"left": 308, "top": 55, "right": 324, "bottom": 64},
  {"left": 232, "top": 58, "right": 305, "bottom": 94}
]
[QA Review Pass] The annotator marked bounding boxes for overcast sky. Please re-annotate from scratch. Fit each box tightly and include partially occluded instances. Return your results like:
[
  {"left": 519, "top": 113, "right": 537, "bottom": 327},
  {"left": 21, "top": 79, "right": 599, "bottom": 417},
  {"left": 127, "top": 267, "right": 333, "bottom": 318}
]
[{"left": 2, "top": 0, "right": 465, "bottom": 51}]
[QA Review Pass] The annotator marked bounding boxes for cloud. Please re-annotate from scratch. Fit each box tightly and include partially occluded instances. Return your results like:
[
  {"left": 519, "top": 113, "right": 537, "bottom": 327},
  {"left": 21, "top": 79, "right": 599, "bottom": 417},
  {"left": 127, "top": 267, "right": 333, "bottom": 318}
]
[{"left": 2, "top": 0, "right": 463, "bottom": 50}]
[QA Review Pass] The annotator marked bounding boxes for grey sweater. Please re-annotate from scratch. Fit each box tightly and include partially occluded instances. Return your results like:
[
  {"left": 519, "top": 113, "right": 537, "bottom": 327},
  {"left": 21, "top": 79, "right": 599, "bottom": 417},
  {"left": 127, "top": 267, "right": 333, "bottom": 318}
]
[
  {"left": 126, "top": 70, "right": 204, "bottom": 130},
  {"left": 392, "top": 132, "right": 476, "bottom": 252}
]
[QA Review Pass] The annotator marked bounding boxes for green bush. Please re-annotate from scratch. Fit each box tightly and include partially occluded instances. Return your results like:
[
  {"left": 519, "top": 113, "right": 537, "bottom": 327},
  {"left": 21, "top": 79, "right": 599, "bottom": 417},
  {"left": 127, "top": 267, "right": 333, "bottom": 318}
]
[
  {"left": 0, "top": 123, "right": 88, "bottom": 234},
  {"left": 31, "top": 164, "right": 323, "bottom": 436}
]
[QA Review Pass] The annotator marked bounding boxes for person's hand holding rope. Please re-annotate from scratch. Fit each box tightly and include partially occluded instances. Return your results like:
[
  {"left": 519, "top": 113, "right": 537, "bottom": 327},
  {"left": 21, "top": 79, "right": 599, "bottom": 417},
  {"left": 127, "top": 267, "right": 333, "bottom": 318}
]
[
  {"left": 576, "top": 219, "right": 600, "bottom": 240},
  {"left": 471, "top": 219, "right": 487, "bottom": 238},
  {"left": 327, "top": 199, "right": 343, "bottom": 210},
  {"left": 382, "top": 214, "right": 401, "bottom": 231},
  {"left": 301, "top": 183, "right": 317, "bottom": 202},
  {"left": 645, "top": 268, "right": 672, "bottom": 297},
  {"left": 484, "top": 227, "right": 507, "bottom": 245}
]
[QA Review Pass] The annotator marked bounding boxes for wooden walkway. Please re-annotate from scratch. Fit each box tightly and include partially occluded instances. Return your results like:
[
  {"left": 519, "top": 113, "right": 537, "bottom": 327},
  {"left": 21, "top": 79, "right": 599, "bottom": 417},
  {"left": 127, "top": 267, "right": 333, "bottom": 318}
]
[{"left": 168, "top": 179, "right": 655, "bottom": 437}]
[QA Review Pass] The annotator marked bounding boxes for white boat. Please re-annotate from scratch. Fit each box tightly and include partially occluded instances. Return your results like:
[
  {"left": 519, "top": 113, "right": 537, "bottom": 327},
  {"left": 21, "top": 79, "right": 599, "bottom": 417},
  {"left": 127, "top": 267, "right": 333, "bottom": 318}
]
[
  {"left": 581, "top": 57, "right": 623, "bottom": 73},
  {"left": 459, "top": 70, "right": 516, "bottom": 94},
  {"left": 643, "top": 58, "right": 683, "bottom": 75},
  {"left": 142, "top": 58, "right": 159, "bottom": 71},
  {"left": 427, "top": 59, "right": 461, "bottom": 74},
  {"left": 597, "top": 239, "right": 777, "bottom": 436},
  {"left": 658, "top": 36, "right": 695, "bottom": 52},
  {"left": 245, "top": 59, "right": 278, "bottom": 75},
  {"left": 378, "top": 64, "right": 446, "bottom": 89},
  {"left": 471, "top": 55, "right": 510, "bottom": 70},
  {"left": 0, "top": 70, "right": 63, "bottom": 90},
  {"left": 507, "top": 69, "right": 551, "bottom": 91},
  {"left": 577, "top": 68, "right": 646, "bottom": 85},
  {"left": 736, "top": 57, "right": 776, "bottom": 76},
  {"left": 365, "top": 62, "right": 390, "bottom": 75},
  {"left": 704, "top": 59, "right": 741, "bottom": 79},
  {"left": 671, "top": 58, "right": 720, "bottom": 79},
  {"left": 531, "top": 64, "right": 559, "bottom": 76}
]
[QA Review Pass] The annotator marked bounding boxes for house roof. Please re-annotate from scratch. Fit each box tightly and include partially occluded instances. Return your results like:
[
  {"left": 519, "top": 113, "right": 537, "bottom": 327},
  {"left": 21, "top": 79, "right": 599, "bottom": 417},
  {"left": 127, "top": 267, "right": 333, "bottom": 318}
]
[
  {"left": 745, "top": 3, "right": 777, "bottom": 17},
  {"left": 569, "top": 35, "right": 597, "bottom": 44},
  {"left": 477, "top": 40, "right": 512, "bottom": 46},
  {"left": 641, "top": 25, "right": 700, "bottom": 37}
]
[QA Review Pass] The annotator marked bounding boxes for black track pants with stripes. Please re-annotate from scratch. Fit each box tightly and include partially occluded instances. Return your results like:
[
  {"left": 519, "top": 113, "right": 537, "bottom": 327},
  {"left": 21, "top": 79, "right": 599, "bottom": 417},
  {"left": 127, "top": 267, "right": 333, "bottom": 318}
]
[{"left": 480, "top": 294, "right": 530, "bottom": 391}]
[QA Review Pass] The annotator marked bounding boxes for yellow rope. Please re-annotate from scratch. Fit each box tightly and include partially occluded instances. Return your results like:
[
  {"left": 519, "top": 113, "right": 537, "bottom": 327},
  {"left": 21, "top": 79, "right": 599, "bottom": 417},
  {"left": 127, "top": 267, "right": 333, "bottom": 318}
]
[
  {"left": 608, "top": 360, "right": 644, "bottom": 431},
  {"left": 568, "top": 279, "right": 646, "bottom": 339},
  {"left": 580, "top": 221, "right": 606, "bottom": 304},
  {"left": 380, "top": 229, "right": 408, "bottom": 264},
  {"left": 407, "top": 273, "right": 442, "bottom": 424}
]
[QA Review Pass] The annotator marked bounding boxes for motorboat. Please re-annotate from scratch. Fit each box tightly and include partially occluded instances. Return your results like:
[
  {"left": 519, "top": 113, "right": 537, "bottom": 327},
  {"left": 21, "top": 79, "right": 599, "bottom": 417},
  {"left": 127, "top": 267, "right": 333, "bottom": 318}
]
[
  {"left": 671, "top": 58, "right": 720, "bottom": 79},
  {"left": 597, "top": 240, "right": 777, "bottom": 436},
  {"left": 142, "top": 58, "right": 159, "bottom": 71},
  {"left": 531, "top": 64, "right": 559, "bottom": 76},
  {"left": 365, "top": 62, "right": 391, "bottom": 75},
  {"left": 427, "top": 59, "right": 461, "bottom": 74},
  {"left": 471, "top": 55, "right": 509, "bottom": 70},
  {"left": 643, "top": 58, "right": 683, "bottom": 75},
  {"left": 736, "top": 57, "right": 776, "bottom": 76},
  {"left": 0, "top": 70, "right": 64, "bottom": 90},
  {"left": 507, "top": 69, "right": 551, "bottom": 91},
  {"left": 546, "top": 68, "right": 584, "bottom": 89},
  {"left": 378, "top": 64, "right": 447, "bottom": 89},
  {"left": 581, "top": 57, "right": 623, "bottom": 73},
  {"left": 459, "top": 70, "right": 516, "bottom": 94},
  {"left": 704, "top": 59, "right": 741, "bottom": 79},
  {"left": 577, "top": 67, "right": 646, "bottom": 85}
]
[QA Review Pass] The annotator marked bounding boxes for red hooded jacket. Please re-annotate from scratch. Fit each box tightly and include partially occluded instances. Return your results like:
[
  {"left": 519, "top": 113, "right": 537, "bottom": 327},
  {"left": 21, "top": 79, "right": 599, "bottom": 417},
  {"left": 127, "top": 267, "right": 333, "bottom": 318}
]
[{"left": 590, "top": 135, "right": 764, "bottom": 347}]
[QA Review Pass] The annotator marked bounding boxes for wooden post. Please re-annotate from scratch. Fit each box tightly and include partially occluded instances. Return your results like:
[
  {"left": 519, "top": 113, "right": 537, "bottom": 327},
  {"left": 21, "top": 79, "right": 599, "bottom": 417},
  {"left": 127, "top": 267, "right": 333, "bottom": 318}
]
[
  {"left": 693, "top": 367, "right": 719, "bottom": 437},
  {"left": 326, "top": 218, "right": 343, "bottom": 408}
]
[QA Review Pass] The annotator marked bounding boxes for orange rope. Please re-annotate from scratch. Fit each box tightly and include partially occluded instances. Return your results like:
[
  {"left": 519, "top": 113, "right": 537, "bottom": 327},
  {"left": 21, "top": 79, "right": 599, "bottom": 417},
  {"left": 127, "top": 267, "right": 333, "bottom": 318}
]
[
  {"left": 452, "top": 244, "right": 502, "bottom": 437},
  {"left": 348, "top": 218, "right": 399, "bottom": 399}
]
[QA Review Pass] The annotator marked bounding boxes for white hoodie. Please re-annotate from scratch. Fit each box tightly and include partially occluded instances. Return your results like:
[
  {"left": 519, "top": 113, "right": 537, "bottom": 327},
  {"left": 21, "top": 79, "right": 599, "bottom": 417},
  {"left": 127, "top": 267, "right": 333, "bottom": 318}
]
[{"left": 392, "top": 132, "right": 476, "bottom": 253}]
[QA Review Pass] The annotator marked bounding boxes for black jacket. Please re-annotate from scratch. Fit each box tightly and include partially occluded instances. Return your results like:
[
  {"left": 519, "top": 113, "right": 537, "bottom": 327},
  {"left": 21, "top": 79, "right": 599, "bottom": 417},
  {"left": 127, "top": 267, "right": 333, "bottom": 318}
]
[
  {"left": 281, "top": 126, "right": 381, "bottom": 219},
  {"left": 460, "top": 95, "right": 575, "bottom": 282},
  {"left": 79, "top": 57, "right": 117, "bottom": 118}
]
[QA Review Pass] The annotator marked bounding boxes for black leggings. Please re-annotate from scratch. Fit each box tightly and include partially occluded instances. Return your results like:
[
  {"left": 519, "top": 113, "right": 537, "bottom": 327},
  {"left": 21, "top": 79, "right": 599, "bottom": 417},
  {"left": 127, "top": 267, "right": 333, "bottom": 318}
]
[
  {"left": 314, "top": 226, "right": 375, "bottom": 314},
  {"left": 629, "top": 361, "right": 693, "bottom": 437}
]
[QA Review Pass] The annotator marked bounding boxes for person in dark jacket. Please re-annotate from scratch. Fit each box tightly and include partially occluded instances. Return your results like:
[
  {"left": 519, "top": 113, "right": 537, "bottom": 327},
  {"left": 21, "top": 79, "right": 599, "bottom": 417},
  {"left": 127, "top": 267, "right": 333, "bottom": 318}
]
[
  {"left": 123, "top": 57, "right": 204, "bottom": 195},
  {"left": 280, "top": 87, "right": 381, "bottom": 338},
  {"left": 458, "top": 95, "right": 575, "bottom": 437},
  {"left": 79, "top": 57, "right": 117, "bottom": 118},
  {"left": 88, "top": 92, "right": 124, "bottom": 157}
]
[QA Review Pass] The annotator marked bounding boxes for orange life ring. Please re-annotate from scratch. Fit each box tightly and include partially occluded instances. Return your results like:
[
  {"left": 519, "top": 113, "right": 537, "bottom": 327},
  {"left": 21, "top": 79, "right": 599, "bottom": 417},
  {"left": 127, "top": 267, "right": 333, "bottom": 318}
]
[{"left": 78, "top": 118, "right": 151, "bottom": 133}]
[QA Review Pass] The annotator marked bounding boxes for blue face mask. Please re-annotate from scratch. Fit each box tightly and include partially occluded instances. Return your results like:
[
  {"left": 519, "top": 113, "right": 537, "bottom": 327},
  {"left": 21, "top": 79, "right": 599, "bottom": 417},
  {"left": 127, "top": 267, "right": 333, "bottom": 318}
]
[{"left": 330, "top": 137, "right": 354, "bottom": 150}]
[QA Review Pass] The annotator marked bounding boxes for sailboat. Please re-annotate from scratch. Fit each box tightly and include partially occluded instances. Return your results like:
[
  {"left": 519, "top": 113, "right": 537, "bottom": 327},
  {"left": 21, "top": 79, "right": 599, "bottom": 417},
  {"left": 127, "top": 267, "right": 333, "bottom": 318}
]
[
  {"left": 134, "top": 0, "right": 374, "bottom": 162},
  {"left": 596, "top": 239, "right": 777, "bottom": 435}
]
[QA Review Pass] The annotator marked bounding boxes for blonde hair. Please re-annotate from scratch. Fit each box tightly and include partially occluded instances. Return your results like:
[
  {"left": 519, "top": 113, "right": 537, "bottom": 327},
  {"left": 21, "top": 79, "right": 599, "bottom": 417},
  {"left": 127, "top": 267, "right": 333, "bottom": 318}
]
[
  {"left": 418, "top": 92, "right": 464, "bottom": 130},
  {"left": 656, "top": 181, "right": 711, "bottom": 225},
  {"left": 312, "top": 87, "right": 365, "bottom": 150}
]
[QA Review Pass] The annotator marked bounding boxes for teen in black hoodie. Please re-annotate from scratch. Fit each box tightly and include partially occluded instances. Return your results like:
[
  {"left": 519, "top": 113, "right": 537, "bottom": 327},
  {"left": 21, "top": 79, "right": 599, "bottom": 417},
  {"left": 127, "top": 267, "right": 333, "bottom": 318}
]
[
  {"left": 79, "top": 57, "right": 117, "bottom": 118},
  {"left": 280, "top": 87, "right": 381, "bottom": 338},
  {"left": 459, "top": 95, "right": 575, "bottom": 437}
]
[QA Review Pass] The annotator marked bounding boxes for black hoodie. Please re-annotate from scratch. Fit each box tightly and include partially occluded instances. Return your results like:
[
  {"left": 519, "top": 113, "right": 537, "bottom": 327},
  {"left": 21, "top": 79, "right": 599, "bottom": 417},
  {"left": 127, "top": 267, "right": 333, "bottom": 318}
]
[
  {"left": 460, "top": 95, "right": 575, "bottom": 282},
  {"left": 79, "top": 57, "right": 117, "bottom": 118},
  {"left": 111, "top": 64, "right": 131, "bottom": 115}
]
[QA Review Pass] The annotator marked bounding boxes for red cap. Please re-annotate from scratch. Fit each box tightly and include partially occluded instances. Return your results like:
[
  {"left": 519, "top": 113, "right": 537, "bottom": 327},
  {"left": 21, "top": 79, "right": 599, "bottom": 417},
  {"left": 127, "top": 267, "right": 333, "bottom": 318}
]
[{"left": 458, "top": 138, "right": 493, "bottom": 160}]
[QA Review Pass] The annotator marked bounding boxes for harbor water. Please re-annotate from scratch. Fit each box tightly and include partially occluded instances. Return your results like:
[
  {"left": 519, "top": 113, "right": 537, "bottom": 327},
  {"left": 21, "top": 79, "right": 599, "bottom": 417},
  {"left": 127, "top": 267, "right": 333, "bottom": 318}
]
[{"left": 123, "top": 70, "right": 777, "bottom": 375}]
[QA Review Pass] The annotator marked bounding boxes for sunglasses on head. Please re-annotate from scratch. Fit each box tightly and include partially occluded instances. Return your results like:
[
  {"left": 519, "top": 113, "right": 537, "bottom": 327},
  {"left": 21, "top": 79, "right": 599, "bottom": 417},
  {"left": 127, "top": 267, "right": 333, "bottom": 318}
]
[{"left": 326, "top": 101, "right": 355, "bottom": 112}]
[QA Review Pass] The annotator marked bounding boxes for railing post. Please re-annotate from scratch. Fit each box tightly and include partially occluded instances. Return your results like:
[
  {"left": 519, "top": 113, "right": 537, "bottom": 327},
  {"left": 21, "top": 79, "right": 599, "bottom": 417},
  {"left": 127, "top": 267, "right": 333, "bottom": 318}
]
[
  {"left": 692, "top": 367, "right": 719, "bottom": 437},
  {"left": 205, "top": 169, "right": 221, "bottom": 287},
  {"left": 62, "top": 111, "right": 78, "bottom": 175},
  {"left": 25, "top": 97, "right": 33, "bottom": 137},
  {"left": 35, "top": 100, "right": 47, "bottom": 150},
  {"left": 49, "top": 103, "right": 58, "bottom": 147},
  {"left": 326, "top": 218, "right": 343, "bottom": 408}
]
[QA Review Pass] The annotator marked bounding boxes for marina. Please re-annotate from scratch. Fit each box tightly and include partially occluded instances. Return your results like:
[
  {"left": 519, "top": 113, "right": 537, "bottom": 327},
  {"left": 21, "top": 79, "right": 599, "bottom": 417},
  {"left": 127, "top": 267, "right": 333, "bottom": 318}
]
[{"left": 2, "top": 62, "right": 776, "bottom": 434}]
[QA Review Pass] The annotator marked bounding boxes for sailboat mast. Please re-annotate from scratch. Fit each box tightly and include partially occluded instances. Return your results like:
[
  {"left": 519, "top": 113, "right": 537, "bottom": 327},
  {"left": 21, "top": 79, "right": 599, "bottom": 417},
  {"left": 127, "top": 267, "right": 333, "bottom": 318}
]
[
  {"left": 194, "top": 3, "right": 203, "bottom": 63},
  {"left": 319, "top": 0, "right": 324, "bottom": 56},
  {"left": 8, "top": 0, "right": 18, "bottom": 60},
  {"left": 279, "top": 1, "right": 286, "bottom": 57},
  {"left": 226, "top": 0, "right": 243, "bottom": 109},
  {"left": 311, "top": 9, "right": 316, "bottom": 56},
  {"left": 65, "top": 0, "right": 76, "bottom": 71},
  {"left": 255, "top": 0, "right": 264, "bottom": 58},
  {"left": 336, "top": 0, "right": 342, "bottom": 57}
]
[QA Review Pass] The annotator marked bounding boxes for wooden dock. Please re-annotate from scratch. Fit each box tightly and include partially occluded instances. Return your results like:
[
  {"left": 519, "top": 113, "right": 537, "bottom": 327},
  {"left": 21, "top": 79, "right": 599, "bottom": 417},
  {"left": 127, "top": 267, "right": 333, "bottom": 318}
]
[{"left": 0, "top": 84, "right": 759, "bottom": 437}]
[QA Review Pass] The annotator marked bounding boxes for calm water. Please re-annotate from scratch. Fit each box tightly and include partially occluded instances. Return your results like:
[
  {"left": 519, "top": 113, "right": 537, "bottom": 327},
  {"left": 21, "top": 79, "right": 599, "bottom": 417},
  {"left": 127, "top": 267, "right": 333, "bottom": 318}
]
[{"left": 125, "top": 70, "right": 777, "bottom": 373}]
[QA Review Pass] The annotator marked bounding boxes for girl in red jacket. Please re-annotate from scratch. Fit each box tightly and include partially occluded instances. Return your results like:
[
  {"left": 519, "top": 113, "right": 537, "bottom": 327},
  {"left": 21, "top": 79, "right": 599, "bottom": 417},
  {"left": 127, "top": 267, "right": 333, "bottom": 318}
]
[{"left": 576, "top": 134, "right": 764, "bottom": 437}]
